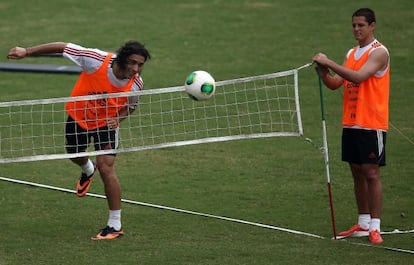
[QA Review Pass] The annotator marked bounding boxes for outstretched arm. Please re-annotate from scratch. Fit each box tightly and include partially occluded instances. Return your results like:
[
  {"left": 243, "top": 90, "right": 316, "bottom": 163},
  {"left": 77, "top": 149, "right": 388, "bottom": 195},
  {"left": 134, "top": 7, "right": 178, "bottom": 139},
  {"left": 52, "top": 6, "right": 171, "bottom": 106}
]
[{"left": 7, "top": 42, "right": 68, "bottom": 59}]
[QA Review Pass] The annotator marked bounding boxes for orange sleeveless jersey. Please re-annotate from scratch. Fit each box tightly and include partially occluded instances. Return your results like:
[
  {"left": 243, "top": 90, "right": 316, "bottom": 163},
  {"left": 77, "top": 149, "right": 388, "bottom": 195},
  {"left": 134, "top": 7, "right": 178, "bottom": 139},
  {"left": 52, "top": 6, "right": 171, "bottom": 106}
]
[
  {"left": 342, "top": 42, "right": 390, "bottom": 130},
  {"left": 65, "top": 53, "right": 135, "bottom": 130}
]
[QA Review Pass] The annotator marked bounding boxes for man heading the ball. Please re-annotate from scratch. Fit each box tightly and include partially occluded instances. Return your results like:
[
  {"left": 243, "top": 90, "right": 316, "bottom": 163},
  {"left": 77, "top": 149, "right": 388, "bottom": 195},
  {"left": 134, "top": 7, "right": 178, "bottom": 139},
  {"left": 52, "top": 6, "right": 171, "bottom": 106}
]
[{"left": 7, "top": 41, "right": 151, "bottom": 240}]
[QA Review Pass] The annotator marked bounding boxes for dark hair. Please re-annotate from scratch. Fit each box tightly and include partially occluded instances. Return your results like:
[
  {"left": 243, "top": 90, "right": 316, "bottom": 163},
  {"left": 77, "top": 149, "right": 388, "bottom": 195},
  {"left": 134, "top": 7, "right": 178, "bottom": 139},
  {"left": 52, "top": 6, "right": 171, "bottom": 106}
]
[
  {"left": 352, "top": 8, "right": 376, "bottom": 24},
  {"left": 116, "top": 40, "right": 151, "bottom": 69}
]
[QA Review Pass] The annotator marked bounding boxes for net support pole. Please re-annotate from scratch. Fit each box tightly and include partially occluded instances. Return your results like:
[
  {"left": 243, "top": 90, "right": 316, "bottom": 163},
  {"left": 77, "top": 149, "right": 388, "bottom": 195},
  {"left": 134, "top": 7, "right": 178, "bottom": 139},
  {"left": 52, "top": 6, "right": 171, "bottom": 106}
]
[{"left": 317, "top": 71, "right": 337, "bottom": 239}]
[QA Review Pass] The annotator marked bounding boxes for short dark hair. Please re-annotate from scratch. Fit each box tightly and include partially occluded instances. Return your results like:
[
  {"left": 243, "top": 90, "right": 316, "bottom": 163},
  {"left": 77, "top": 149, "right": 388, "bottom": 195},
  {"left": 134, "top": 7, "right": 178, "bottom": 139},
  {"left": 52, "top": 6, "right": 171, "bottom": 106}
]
[
  {"left": 116, "top": 40, "right": 151, "bottom": 69},
  {"left": 352, "top": 8, "right": 376, "bottom": 24}
]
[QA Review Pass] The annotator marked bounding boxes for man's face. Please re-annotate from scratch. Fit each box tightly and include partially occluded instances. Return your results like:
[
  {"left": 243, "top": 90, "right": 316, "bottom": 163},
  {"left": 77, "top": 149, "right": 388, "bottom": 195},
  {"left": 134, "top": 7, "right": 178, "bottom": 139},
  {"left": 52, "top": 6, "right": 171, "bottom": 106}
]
[
  {"left": 352, "top": 16, "right": 375, "bottom": 43},
  {"left": 123, "top": 54, "right": 146, "bottom": 79}
]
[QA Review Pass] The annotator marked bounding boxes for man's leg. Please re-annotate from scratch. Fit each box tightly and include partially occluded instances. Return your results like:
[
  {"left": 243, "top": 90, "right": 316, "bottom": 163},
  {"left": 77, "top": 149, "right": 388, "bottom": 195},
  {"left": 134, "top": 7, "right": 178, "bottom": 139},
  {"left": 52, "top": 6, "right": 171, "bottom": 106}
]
[
  {"left": 351, "top": 163, "right": 383, "bottom": 244},
  {"left": 91, "top": 154, "right": 124, "bottom": 240},
  {"left": 350, "top": 163, "right": 370, "bottom": 215},
  {"left": 65, "top": 116, "right": 96, "bottom": 197},
  {"left": 96, "top": 154, "right": 121, "bottom": 211},
  {"left": 361, "top": 163, "right": 382, "bottom": 219}
]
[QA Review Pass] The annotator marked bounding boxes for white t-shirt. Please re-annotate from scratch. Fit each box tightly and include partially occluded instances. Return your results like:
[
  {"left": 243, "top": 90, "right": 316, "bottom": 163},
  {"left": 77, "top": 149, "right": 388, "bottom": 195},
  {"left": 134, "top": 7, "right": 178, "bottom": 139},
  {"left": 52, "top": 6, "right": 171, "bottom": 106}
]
[{"left": 63, "top": 43, "right": 142, "bottom": 109}]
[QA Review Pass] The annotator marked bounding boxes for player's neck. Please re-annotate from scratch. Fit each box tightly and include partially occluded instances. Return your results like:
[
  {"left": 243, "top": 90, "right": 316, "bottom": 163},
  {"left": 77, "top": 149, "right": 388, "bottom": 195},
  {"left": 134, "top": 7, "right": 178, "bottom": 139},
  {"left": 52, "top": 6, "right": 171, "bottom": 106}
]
[
  {"left": 112, "top": 63, "right": 126, "bottom": 80},
  {"left": 359, "top": 36, "right": 375, "bottom": 48}
]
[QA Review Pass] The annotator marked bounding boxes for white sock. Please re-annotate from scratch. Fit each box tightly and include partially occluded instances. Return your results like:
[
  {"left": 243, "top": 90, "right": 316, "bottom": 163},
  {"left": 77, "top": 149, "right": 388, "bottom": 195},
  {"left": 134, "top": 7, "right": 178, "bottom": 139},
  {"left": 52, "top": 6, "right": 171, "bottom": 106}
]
[
  {"left": 107, "top": 210, "right": 122, "bottom": 231},
  {"left": 81, "top": 159, "right": 95, "bottom": 176},
  {"left": 358, "top": 214, "right": 371, "bottom": 230},
  {"left": 369, "top": 218, "right": 381, "bottom": 232}
]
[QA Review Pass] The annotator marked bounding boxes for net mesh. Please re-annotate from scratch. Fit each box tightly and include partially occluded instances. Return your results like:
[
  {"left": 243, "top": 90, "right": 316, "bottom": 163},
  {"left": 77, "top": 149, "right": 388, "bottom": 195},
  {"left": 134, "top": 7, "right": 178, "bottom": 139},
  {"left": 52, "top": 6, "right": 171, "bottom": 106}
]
[{"left": 0, "top": 67, "right": 304, "bottom": 163}]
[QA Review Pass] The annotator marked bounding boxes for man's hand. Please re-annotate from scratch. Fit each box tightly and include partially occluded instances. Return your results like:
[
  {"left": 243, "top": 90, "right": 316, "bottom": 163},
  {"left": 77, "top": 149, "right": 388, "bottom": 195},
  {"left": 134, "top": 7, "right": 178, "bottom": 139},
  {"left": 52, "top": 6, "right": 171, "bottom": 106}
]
[
  {"left": 106, "top": 118, "right": 119, "bottom": 129},
  {"left": 7, "top": 47, "right": 28, "bottom": 59},
  {"left": 312, "top": 53, "right": 329, "bottom": 76},
  {"left": 312, "top": 52, "right": 330, "bottom": 67}
]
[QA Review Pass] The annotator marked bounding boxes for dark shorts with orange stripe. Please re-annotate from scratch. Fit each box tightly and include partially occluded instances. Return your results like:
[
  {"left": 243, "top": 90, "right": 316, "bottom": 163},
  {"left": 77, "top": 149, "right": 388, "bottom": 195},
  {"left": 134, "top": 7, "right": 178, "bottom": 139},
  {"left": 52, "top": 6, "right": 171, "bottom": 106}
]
[
  {"left": 342, "top": 128, "right": 386, "bottom": 166},
  {"left": 65, "top": 116, "right": 118, "bottom": 155}
]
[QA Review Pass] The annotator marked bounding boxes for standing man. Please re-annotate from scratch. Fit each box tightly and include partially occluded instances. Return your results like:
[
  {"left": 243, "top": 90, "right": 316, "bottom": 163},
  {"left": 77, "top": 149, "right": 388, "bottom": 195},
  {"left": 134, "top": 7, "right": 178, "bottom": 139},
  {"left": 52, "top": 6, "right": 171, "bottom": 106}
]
[
  {"left": 7, "top": 41, "right": 151, "bottom": 240},
  {"left": 313, "top": 8, "right": 390, "bottom": 244}
]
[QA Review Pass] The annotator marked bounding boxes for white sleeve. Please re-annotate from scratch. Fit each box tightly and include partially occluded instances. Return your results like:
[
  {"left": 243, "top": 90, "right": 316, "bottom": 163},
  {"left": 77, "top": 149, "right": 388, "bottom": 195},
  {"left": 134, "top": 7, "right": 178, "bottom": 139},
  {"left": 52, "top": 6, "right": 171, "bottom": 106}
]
[
  {"left": 63, "top": 43, "right": 108, "bottom": 73},
  {"left": 128, "top": 76, "right": 144, "bottom": 109}
]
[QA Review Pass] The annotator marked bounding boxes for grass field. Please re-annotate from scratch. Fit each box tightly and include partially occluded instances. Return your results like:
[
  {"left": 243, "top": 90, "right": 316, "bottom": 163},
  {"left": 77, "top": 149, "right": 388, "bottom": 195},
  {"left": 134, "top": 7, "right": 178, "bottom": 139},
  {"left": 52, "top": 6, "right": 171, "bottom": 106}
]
[{"left": 1, "top": 0, "right": 413, "bottom": 264}]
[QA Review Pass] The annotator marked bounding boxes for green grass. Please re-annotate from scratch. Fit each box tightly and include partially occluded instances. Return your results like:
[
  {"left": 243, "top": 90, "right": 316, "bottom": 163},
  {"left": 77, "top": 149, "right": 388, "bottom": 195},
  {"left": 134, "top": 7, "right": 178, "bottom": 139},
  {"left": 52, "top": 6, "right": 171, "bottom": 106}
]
[{"left": 1, "top": 0, "right": 413, "bottom": 264}]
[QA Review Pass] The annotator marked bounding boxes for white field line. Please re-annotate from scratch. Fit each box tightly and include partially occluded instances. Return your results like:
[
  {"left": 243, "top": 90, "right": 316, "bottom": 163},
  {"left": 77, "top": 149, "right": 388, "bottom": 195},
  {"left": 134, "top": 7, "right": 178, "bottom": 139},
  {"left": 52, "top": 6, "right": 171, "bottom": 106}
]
[{"left": 1, "top": 176, "right": 413, "bottom": 254}]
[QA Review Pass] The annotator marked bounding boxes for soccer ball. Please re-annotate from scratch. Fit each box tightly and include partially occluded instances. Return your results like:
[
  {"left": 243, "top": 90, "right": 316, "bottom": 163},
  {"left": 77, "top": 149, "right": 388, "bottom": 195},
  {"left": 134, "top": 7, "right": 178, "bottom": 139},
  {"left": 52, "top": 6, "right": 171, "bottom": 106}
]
[{"left": 184, "top": 70, "right": 216, "bottom": 101}]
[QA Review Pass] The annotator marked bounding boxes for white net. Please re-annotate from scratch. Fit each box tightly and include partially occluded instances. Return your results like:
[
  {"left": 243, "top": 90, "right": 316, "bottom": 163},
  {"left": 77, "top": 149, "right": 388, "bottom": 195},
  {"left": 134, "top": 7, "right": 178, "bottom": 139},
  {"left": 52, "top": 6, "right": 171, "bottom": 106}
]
[{"left": 0, "top": 67, "right": 305, "bottom": 163}]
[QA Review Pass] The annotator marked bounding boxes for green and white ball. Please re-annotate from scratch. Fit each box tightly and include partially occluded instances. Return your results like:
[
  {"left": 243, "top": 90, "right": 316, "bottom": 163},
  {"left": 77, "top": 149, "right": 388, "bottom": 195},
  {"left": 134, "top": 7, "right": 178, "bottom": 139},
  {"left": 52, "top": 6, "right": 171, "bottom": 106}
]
[{"left": 185, "top": 70, "right": 216, "bottom": 101}]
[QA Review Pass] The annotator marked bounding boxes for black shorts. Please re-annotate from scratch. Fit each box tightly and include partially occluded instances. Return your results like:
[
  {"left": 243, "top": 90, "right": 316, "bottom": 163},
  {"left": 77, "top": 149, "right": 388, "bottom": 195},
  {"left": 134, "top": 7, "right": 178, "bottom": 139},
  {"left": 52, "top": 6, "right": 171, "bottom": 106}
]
[
  {"left": 342, "top": 128, "right": 386, "bottom": 166},
  {"left": 65, "top": 116, "right": 118, "bottom": 155}
]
